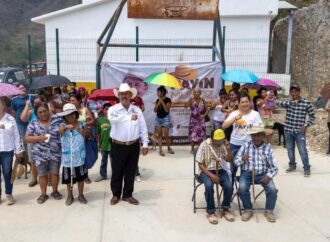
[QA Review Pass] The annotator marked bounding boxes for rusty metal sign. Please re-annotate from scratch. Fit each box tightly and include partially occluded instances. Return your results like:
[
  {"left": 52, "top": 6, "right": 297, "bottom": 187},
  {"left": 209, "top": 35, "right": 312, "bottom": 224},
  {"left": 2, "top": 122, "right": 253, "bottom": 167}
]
[{"left": 128, "top": 0, "right": 219, "bottom": 20}]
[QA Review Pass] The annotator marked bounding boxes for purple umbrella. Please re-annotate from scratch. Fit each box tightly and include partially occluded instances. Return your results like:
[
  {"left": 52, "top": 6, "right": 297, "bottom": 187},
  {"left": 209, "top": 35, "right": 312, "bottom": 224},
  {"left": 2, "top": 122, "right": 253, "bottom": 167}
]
[
  {"left": 0, "top": 83, "right": 23, "bottom": 97},
  {"left": 243, "top": 78, "right": 282, "bottom": 90}
]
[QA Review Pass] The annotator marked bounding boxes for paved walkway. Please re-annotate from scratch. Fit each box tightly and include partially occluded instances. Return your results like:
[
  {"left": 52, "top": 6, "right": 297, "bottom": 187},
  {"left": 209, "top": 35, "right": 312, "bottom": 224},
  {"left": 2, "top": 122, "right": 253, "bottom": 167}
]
[{"left": 1, "top": 146, "right": 329, "bottom": 242}]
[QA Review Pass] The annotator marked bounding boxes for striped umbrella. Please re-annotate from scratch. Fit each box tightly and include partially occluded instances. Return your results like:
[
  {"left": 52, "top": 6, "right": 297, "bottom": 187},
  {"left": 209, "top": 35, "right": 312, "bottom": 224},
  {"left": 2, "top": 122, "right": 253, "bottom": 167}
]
[{"left": 144, "top": 72, "right": 183, "bottom": 89}]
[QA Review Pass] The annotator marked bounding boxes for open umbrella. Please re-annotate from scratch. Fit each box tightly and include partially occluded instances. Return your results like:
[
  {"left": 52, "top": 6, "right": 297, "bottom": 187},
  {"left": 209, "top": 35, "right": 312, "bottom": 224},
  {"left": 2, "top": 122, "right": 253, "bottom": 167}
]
[
  {"left": 89, "top": 89, "right": 117, "bottom": 105},
  {"left": 243, "top": 78, "right": 282, "bottom": 91},
  {"left": 144, "top": 72, "right": 183, "bottom": 89},
  {"left": 30, "top": 75, "right": 72, "bottom": 89},
  {"left": 221, "top": 69, "right": 259, "bottom": 84},
  {"left": 0, "top": 83, "right": 23, "bottom": 97}
]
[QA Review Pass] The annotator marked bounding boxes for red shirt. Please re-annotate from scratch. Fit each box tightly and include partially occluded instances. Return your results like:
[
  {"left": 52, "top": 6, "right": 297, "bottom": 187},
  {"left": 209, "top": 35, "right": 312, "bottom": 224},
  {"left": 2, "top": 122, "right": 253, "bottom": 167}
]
[{"left": 130, "top": 96, "right": 144, "bottom": 111}]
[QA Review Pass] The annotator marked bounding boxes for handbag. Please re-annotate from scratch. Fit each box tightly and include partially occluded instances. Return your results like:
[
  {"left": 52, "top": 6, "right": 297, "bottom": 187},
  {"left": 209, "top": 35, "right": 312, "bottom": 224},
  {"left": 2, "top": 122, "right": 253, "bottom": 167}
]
[{"left": 84, "top": 125, "right": 98, "bottom": 169}]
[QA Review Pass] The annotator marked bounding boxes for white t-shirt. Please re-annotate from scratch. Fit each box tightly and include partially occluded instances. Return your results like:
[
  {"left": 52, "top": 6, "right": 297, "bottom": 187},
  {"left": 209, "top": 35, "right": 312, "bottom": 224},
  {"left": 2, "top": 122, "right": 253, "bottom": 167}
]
[
  {"left": 226, "top": 110, "right": 262, "bottom": 146},
  {"left": 212, "top": 104, "right": 225, "bottom": 122}
]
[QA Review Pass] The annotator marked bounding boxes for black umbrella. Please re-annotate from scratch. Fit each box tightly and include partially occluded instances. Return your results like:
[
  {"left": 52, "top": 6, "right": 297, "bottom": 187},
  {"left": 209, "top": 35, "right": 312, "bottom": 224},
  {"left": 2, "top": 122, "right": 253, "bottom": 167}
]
[{"left": 30, "top": 75, "right": 72, "bottom": 89}]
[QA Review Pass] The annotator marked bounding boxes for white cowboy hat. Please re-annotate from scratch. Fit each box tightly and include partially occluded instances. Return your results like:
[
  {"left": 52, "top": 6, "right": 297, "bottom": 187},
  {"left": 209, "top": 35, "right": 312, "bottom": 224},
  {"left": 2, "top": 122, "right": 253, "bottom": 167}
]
[
  {"left": 113, "top": 83, "right": 137, "bottom": 99},
  {"left": 58, "top": 103, "right": 78, "bottom": 117}
]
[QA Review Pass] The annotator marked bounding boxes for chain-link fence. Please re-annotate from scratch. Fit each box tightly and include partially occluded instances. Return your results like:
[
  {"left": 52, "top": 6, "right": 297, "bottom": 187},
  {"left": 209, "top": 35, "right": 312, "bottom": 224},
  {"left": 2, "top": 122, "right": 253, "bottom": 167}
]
[{"left": 3, "top": 35, "right": 326, "bottom": 98}]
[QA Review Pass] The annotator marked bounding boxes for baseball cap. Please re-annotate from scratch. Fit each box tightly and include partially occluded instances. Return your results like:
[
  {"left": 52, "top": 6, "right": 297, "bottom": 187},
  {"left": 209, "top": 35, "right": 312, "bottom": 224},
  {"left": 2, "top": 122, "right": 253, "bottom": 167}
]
[{"left": 213, "top": 129, "right": 225, "bottom": 141}]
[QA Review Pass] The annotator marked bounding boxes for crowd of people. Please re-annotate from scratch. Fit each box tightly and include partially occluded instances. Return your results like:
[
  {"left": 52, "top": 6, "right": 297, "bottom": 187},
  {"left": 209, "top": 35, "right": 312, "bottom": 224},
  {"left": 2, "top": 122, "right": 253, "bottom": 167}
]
[{"left": 0, "top": 80, "right": 329, "bottom": 225}]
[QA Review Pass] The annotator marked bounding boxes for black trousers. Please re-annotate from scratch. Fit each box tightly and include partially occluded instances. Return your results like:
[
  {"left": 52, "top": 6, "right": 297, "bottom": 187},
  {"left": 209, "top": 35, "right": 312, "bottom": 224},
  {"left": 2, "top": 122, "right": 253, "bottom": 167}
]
[
  {"left": 224, "top": 125, "right": 233, "bottom": 142},
  {"left": 110, "top": 142, "right": 140, "bottom": 198}
]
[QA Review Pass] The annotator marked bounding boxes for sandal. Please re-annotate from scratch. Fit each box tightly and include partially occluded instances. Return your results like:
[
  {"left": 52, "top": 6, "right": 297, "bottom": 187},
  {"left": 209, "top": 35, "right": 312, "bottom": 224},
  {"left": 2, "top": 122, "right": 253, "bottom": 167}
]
[
  {"left": 84, "top": 177, "right": 91, "bottom": 184},
  {"left": 159, "top": 151, "right": 165, "bottom": 157},
  {"left": 206, "top": 213, "right": 218, "bottom": 225},
  {"left": 168, "top": 148, "right": 175, "bottom": 154},
  {"left": 28, "top": 180, "right": 38, "bottom": 187},
  {"left": 37, "top": 194, "right": 49, "bottom": 204},
  {"left": 78, "top": 196, "right": 88, "bottom": 204},
  {"left": 66, "top": 197, "right": 74, "bottom": 206},
  {"left": 223, "top": 210, "right": 235, "bottom": 222},
  {"left": 51, "top": 191, "right": 63, "bottom": 200}
]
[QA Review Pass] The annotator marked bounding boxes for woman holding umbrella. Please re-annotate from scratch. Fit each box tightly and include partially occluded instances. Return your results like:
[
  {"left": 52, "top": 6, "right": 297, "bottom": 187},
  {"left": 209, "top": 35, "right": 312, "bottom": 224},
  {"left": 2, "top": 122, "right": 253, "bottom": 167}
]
[{"left": 0, "top": 97, "right": 22, "bottom": 205}]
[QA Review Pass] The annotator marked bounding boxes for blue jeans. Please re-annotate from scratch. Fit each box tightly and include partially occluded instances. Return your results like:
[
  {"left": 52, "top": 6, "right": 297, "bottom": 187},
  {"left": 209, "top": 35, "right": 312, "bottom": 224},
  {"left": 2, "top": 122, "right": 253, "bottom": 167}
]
[
  {"left": 230, "top": 144, "right": 242, "bottom": 182},
  {"left": 199, "top": 170, "right": 233, "bottom": 214},
  {"left": 284, "top": 131, "right": 311, "bottom": 171},
  {"left": 100, "top": 151, "right": 111, "bottom": 177},
  {"left": 238, "top": 171, "right": 278, "bottom": 212},
  {"left": 0, "top": 151, "right": 14, "bottom": 195}
]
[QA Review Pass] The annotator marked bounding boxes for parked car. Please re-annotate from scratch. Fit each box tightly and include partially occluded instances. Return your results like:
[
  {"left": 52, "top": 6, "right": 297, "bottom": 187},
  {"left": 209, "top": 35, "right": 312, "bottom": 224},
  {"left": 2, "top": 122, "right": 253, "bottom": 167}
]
[
  {"left": 25, "top": 62, "right": 47, "bottom": 76},
  {"left": 0, "top": 67, "right": 27, "bottom": 85}
]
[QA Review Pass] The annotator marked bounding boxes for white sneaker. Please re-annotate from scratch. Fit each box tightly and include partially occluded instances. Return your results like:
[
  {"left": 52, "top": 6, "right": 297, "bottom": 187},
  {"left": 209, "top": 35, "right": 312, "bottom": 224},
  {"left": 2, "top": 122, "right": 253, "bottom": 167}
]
[
  {"left": 135, "top": 175, "right": 142, "bottom": 182},
  {"left": 6, "top": 194, "right": 15, "bottom": 205}
]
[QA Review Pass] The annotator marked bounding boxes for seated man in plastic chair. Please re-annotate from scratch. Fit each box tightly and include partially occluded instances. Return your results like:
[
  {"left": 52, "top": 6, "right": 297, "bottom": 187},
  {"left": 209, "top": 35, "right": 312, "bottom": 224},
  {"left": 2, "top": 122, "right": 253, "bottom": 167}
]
[
  {"left": 196, "top": 129, "right": 234, "bottom": 224},
  {"left": 234, "top": 124, "right": 279, "bottom": 223}
]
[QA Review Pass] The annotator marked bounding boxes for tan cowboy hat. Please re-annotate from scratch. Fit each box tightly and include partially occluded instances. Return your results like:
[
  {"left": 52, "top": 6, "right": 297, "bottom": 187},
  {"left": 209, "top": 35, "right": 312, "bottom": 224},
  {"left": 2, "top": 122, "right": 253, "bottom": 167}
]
[
  {"left": 171, "top": 64, "right": 198, "bottom": 81},
  {"left": 113, "top": 83, "right": 137, "bottom": 99},
  {"left": 244, "top": 124, "right": 274, "bottom": 136}
]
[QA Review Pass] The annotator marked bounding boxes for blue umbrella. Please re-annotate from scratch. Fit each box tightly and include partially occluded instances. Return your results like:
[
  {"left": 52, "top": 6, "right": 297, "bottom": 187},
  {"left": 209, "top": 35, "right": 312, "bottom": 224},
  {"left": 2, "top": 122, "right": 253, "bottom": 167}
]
[{"left": 221, "top": 69, "right": 259, "bottom": 84}]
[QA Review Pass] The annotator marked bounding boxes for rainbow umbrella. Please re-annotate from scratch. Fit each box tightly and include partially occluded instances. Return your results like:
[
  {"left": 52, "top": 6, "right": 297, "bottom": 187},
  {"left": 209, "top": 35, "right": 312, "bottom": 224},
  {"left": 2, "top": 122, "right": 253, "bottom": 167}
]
[{"left": 144, "top": 72, "right": 183, "bottom": 89}]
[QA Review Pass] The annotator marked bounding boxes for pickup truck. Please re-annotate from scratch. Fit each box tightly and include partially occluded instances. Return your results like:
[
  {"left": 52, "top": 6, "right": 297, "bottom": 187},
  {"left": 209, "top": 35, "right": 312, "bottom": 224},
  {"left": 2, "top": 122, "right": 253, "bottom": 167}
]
[{"left": 0, "top": 67, "right": 27, "bottom": 85}]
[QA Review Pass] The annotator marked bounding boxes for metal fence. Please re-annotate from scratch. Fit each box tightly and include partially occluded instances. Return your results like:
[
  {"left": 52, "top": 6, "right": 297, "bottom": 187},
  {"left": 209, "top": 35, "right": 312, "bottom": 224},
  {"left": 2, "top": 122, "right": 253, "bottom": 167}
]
[
  {"left": 43, "top": 38, "right": 272, "bottom": 82},
  {"left": 3, "top": 36, "right": 326, "bottom": 98}
]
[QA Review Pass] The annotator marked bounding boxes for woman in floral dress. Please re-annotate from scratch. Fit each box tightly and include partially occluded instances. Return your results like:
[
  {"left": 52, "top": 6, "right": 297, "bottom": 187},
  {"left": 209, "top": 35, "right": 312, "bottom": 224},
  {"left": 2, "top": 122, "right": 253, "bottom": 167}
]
[{"left": 187, "top": 89, "right": 209, "bottom": 154}]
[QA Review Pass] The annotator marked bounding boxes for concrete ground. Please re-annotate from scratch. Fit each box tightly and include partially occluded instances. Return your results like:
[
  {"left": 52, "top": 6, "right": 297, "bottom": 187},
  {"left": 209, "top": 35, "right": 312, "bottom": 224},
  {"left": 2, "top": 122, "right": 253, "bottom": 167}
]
[{"left": 0, "top": 145, "right": 329, "bottom": 242}]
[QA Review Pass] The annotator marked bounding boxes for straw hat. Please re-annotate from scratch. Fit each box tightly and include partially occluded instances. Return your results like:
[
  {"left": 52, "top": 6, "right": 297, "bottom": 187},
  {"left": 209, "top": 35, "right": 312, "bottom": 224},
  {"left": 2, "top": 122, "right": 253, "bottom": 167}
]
[
  {"left": 58, "top": 103, "right": 78, "bottom": 117},
  {"left": 171, "top": 64, "right": 198, "bottom": 81},
  {"left": 113, "top": 83, "right": 137, "bottom": 99},
  {"left": 244, "top": 124, "right": 274, "bottom": 136}
]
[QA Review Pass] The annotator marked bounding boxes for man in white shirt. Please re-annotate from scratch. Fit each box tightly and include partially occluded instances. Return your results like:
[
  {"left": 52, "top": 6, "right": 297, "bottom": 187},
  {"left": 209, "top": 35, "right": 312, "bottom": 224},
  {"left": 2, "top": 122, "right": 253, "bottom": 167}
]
[{"left": 108, "top": 83, "right": 148, "bottom": 205}]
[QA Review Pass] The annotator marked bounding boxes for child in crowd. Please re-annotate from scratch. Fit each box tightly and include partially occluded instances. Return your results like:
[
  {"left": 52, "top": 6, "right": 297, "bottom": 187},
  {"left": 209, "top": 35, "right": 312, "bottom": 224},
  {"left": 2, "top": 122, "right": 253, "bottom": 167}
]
[
  {"left": 210, "top": 89, "right": 228, "bottom": 129},
  {"left": 95, "top": 103, "right": 112, "bottom": 182},
  {"left": 265, "top": 90, "right": 277, "bottom": 109}
]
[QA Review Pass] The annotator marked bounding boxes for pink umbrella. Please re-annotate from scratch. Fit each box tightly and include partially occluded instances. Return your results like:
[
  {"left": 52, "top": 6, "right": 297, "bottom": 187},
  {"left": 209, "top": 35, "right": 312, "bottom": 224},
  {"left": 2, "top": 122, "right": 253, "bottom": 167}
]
[
  {"left": 243, "top": 78, "right": 282, "bottom": 91},
  {"left": 0, "top": 83, "right": 23, "bottom": 97}
]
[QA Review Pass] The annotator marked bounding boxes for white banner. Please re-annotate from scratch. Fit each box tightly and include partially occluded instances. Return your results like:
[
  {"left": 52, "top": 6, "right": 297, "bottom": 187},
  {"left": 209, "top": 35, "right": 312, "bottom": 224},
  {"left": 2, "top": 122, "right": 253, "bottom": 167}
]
[{"left": 101, "top": 62, "right": 222, "bottom": 140}]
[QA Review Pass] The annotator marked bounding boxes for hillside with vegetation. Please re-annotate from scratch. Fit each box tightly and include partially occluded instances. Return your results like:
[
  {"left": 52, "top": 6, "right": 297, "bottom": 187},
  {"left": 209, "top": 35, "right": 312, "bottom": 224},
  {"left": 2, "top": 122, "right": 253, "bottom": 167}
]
[{"left": 0, "top": 0, "right": 81, "bottom": 66}]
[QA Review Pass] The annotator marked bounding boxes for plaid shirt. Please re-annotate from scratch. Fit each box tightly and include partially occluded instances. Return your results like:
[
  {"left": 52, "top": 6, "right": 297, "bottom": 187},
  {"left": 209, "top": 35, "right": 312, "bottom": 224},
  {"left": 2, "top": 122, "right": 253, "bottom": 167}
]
[
  {"left": 234, "top": 141, "right": 278, "bottom": 178},
  {"left": 277, "top": 98, "right": 315, "bottom": 132},
  {"left": 195, "top": 138, "right": 227, "bottom": 171}
]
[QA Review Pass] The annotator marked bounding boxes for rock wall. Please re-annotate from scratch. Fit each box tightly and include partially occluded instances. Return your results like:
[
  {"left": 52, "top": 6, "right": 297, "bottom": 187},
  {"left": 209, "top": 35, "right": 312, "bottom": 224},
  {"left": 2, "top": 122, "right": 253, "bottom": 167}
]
[{"left": 271, "top": 0, "right": 330, "bottom": 99}]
